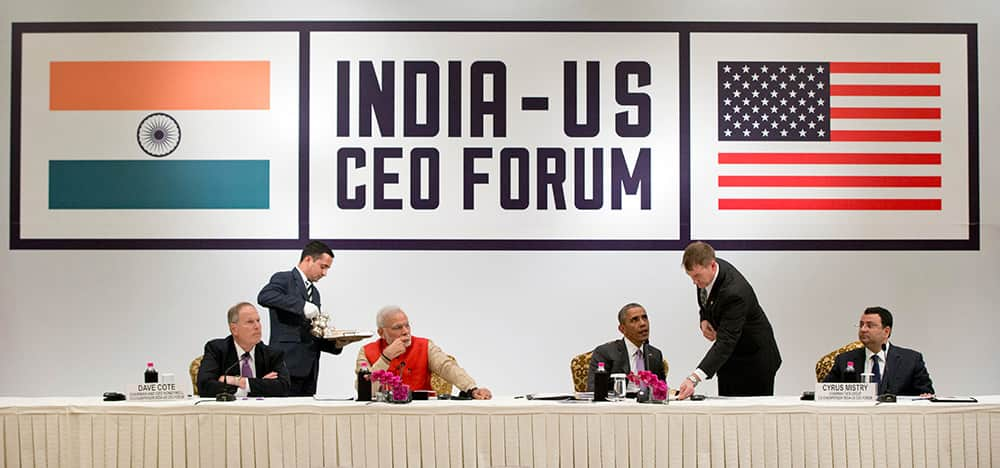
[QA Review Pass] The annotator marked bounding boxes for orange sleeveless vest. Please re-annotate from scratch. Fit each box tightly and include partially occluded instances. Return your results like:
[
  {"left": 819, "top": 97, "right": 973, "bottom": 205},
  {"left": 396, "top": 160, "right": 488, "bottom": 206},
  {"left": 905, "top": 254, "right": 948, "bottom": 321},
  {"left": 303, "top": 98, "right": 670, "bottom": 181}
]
[{"left": 364, "top": 337, "right": 431, "bottom": 391}]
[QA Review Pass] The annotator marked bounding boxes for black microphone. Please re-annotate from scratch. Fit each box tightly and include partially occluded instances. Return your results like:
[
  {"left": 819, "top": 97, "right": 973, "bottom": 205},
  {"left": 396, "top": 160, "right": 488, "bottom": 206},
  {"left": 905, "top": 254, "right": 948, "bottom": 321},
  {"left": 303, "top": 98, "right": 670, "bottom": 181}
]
[
  {"left": 643, "top": 340, "right": 652, "bottom": 376},
  {"left": 215, "top": 357, "right": 242, "bottom": 402}
]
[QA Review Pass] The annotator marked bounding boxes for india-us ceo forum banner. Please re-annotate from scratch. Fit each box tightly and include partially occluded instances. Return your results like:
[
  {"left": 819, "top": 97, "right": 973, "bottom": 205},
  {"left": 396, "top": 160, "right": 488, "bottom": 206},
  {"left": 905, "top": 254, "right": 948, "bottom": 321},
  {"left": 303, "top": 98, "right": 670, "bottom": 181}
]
[{"left": 9, "top": 22, "right": 979, "bottom": 250}]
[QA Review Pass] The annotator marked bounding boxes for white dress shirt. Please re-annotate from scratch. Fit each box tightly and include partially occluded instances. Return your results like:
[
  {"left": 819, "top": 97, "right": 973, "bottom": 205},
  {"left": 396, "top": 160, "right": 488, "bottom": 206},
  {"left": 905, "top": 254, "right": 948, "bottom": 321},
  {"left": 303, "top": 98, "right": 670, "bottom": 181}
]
[
  {"left": 295, "top": 267, "right": 319, "bottom": 319},
  {"left": 863, "top": 342, "right": 890, "bottom": 382}
]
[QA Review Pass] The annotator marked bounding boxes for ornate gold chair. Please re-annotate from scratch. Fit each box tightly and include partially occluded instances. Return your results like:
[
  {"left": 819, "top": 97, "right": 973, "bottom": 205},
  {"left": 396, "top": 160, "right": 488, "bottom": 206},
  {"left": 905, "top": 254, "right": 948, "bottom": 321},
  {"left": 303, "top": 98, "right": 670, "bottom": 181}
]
[
  {"left": 189, "top": 355, "right": 203, "bottom": 396},
  {"left": 430, "top": 355, "right": 457, "bottom": 397},
  {"left": 570, "top": 351, "right": 669, "bottom": 392},
  {"left": 815, "top": 340, "right": 864, "bottom": 382}
]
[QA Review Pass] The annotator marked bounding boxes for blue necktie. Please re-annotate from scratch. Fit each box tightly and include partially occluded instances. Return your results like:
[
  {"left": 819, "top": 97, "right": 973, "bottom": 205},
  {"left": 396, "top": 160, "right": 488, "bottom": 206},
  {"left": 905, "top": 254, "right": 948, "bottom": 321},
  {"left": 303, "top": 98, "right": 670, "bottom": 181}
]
[{"left": 871, "top": 355, "right": 881, "bottom": 389}]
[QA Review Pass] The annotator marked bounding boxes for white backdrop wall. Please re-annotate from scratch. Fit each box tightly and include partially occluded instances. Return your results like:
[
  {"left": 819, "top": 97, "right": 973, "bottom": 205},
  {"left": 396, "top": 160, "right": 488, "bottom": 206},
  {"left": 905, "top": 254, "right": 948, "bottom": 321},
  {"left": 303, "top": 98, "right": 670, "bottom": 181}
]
[{"left": 1, "top": 0, "right": 997, "bottom": 398}]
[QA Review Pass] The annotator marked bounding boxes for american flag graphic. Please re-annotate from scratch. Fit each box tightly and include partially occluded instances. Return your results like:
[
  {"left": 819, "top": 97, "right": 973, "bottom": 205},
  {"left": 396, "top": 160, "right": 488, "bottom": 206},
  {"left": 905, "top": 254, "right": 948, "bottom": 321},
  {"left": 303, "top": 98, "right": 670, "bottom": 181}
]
[{"left": 716, "top": 60, "right": 942, "bottom": 211}]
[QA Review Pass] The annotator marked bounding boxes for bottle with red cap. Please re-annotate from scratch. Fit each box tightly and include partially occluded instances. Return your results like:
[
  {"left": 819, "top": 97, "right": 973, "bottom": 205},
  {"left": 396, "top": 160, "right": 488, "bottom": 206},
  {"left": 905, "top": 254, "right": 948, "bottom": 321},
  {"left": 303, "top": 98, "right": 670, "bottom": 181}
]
[
  {"left": 593, "top": 362, "right": 610, "bottom": 401},
  {"left": 844, "top": 361, "right": 857, "bottom": 383},
  {"left": 144, "top": 362, "right": 159, "bottom": 383}
]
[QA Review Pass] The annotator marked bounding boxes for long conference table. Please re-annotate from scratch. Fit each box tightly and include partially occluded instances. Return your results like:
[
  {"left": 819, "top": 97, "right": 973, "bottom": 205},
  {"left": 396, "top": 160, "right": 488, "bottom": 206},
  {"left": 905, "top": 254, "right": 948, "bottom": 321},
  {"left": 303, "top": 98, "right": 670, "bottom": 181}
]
[{"left": 1, "top": 395, "right": 998, "bottom": 468}]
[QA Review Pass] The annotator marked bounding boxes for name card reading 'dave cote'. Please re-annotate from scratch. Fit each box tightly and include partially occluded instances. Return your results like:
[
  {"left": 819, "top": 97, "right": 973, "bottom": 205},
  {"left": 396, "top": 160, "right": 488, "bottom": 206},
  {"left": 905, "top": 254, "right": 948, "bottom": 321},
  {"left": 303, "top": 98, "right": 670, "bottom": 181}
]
[
  {"left": 127, "top": 382, "right": 186, "bottom": 401},
  {"left": 815, "top": 382, "right": 877, "bottom": 402}
]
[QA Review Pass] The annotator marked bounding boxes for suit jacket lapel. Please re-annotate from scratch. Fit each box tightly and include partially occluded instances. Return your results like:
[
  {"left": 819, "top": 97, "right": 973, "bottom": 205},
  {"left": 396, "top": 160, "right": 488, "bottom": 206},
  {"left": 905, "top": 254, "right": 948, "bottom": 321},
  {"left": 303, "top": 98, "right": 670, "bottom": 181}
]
[
  {"left": 881, "top": 348, "right": 901, "bottom": 393},
  {"left": 704, "top": 260, "right": 728, "bottom": 316},
  {"left": 616, "top": 339, "right": 630, "bottom": 373}
]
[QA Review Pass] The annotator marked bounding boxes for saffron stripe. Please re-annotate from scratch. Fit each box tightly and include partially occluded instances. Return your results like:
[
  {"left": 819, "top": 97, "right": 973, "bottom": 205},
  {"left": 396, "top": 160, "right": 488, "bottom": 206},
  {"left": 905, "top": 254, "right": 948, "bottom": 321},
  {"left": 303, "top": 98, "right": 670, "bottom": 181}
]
[
  {"left": 50, "top": 61, "right": 270, "bottom": 110},
  {"left": 830, "top": 107, "right": 941, "bottom": 119},
  {"left": 718, "top": 153, "right": 942, "bottom": 165},
  {"left": 830, "top": 84, "right": 940, "bottom": 97},
  {"left": 830, "top": 130, "right": 941, "bottom": 142},
  {"left": 829, "top": 62, "right": 941, "bottom": 74},
  {"left": 49, "top": 160, "right": 269, "bottom": 209},
  {"left": 718, "top": 199, "right": 941, "bottom": 210},
  {"left": 718, "top": 175, "right": 941, "bottom": 188}
]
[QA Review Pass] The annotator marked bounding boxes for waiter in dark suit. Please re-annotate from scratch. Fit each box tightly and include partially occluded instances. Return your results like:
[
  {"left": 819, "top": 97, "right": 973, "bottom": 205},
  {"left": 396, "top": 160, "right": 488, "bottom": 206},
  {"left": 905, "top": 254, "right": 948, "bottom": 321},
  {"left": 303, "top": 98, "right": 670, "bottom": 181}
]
[
  {"left": 197, "top": 302, "right": 290, "bottom": 397},
  {"left": 677, "top": 241, "right": 782, "bottom": 399},
  {"left": 824, "top": 306, "right": 934, "bottom": 396},
  {"left": 587, "top": 303, "right": 666, "bottom": 392},
  {"left": 258, "top": 241, "right": 346, "bottom": 396}
]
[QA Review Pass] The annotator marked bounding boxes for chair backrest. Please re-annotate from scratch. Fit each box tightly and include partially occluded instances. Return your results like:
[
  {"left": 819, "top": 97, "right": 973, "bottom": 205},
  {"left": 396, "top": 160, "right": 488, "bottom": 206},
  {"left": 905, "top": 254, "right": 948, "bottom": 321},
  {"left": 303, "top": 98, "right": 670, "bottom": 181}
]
[
  {"left": 429, "top": 355, "right": 457, "bottom": 396},
  {"left": 570, "top": 352, "right": 593, "bottom": 392},
  {"left": 189, "top": 355, "right": 203, "bottom": 396},
  {"left": 570, "top": 351, "right": 670, "bottom": 392},
  {"left": 815, "top": 341, "right": 864, "bottom": 382}
]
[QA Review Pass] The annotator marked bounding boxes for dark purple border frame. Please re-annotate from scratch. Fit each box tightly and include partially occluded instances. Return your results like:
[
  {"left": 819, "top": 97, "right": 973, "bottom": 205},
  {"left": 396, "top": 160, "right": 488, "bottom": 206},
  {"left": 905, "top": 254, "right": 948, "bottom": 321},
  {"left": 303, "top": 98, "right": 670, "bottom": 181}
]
[{"left": 9, "top": 21, "right": 979, "bottom": 251}]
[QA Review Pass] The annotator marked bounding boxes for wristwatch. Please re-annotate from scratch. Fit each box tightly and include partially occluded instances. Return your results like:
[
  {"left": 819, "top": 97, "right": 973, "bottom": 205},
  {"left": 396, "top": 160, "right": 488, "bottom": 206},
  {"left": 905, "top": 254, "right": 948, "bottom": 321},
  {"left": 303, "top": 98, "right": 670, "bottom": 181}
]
[{"left": 686, "top": 374, "right": 699, "bottom": 385}]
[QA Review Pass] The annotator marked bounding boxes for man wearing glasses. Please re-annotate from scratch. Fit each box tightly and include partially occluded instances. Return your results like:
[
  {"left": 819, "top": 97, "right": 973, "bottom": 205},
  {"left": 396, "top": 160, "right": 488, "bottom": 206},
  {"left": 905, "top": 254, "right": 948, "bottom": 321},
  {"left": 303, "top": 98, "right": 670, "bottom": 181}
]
[
  {"left": 824, "top": 306, "right": 934, "bottom": 397},
  {"left": 356, "top": 305, "right": 492, "bottom": 399}
]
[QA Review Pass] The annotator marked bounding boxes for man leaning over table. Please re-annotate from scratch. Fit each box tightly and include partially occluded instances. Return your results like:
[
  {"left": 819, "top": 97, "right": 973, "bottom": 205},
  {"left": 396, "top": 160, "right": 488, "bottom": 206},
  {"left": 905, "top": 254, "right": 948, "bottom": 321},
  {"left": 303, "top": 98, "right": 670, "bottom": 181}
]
[
  {"left": 676, "top": 241, "right": 782, "bottom": 400},
  {"left": 355, "top": 306, "right": 492, "bottom": 400},
  {"left": 824, "top": 306, "right": 934, "bottom": 397}
]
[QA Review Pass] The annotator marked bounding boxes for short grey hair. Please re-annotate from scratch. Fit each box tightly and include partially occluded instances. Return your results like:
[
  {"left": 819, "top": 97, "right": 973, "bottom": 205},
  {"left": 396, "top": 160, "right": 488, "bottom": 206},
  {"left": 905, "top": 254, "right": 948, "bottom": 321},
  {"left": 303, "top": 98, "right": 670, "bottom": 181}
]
[
  {"left": 227, "top": 302, "right": 255, "bottom": 324},
  {"left": 376, "top": 305, "right": 404, "bottom": 328}
]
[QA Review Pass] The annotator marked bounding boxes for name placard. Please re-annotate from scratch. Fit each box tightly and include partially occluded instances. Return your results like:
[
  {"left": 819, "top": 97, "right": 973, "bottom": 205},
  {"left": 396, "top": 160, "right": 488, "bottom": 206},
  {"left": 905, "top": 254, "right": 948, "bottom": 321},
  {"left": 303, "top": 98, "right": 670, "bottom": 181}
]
[
  {"left": 126, "top": 382, "right": 186, "bottom": 401},
  {"left": 815, "top": 382, "right": 877, "bottom": 402}
]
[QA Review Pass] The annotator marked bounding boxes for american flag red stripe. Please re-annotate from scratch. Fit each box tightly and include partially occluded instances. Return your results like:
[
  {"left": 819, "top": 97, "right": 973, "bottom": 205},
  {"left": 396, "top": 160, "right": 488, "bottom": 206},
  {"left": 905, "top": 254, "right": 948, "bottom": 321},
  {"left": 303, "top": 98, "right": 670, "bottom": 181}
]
[
  {"left": 718, "top": 199, "right": 942, "bottom": 210},
  {"left": 828, "top": 62, "right": 940, "bottom": 74},
  {"left": 718, "top": 152, "right": 941, "bottom": 165},
  {"left": 719, "top": 175, "right": 941, "bottom": 188},
  {"left": 830, "top": 107, "right": 940, "bottom": 119},
  {"left": 830, "top": 84, "right": 940, "bottom": 97},
  {"left": 830, "top": 130, "right": 941, "bottom": 142}
]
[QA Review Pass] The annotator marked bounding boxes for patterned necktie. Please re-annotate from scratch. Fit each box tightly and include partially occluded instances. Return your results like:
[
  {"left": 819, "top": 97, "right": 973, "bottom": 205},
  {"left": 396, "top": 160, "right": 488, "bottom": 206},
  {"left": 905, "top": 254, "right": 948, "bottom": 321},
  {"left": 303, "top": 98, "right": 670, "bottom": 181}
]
[
  {"left": 305, "top": 283, "right": 314, "bottom": 302},
  {"left": 240, "top": 352, "right": 253, "bottom": 378},
  {"left": 698, "top": 288, "right": 708, "bottom": 307},
  {"left": 871, "top": 355, "right": 881, "bottom": 387},
  {"left": 634, "top": 348, "right": 647, "bottom": 391}
]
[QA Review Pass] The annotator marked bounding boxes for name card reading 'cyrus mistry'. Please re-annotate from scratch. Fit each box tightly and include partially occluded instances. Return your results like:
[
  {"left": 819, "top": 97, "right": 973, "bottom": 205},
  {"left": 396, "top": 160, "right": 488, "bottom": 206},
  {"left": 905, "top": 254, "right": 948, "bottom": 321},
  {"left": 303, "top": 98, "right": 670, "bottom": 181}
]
[
  {"left": 127, "top": 382, "right": 186, "bottom": 401},
  {"left": 815, "top": 382, "right": 877, "bottom": 402}
]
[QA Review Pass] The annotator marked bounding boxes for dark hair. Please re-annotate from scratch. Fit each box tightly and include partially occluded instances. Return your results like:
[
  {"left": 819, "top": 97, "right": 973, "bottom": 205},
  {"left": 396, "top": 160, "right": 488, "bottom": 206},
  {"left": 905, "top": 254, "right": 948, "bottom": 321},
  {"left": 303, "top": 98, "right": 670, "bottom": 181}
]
[
  {"left": 617, "top": 303, "right": 645, "bottom": 324},
  {"left": 682, "top": 241, "right": 716, "bottom": 270},
  {"left": 863, "top": 306, "right": 893, "bottom": 329},
  {"left": 300, "top": 240, "right": 334, "bottom": 262}
]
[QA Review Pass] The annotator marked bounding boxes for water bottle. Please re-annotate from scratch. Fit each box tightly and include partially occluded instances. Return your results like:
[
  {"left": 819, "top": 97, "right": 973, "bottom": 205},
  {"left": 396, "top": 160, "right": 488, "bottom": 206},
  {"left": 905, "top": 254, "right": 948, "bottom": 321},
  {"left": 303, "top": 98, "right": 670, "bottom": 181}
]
[
  {"left": 357, "top": 362, "right": 372, "bottom": 401},
  {"left": 144, "top": 362, "right": 158, "bottom": 383},
  {"left": 593, "top": 362, "right": 610, "bottom": 402},
  {"left": 843, "top": 361, "right": 857, "bottom": 383}
]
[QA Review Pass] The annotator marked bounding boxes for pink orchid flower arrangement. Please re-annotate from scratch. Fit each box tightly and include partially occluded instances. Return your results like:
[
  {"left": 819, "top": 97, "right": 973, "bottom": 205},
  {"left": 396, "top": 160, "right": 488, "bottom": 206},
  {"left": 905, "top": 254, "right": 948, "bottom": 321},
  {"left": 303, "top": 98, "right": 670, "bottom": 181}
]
[
  {"left": 371, "top": 370, "right": 411, "bottom": 402},
  {"left": 627, "top": 370, "right": 669, "bottom": 401}
]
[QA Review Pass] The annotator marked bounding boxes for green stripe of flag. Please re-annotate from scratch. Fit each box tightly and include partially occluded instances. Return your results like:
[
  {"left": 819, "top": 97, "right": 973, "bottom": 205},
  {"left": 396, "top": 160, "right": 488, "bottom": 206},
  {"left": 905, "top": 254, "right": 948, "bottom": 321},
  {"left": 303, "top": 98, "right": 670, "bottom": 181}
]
[{"left": 49, "top": 160, "right": 269, "bottom": 209}]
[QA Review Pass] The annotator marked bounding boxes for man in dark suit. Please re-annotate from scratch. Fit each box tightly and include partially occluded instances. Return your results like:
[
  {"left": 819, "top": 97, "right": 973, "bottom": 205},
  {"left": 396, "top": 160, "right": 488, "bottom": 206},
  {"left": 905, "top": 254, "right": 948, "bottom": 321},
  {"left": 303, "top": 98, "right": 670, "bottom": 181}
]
[
  {"left": 676, "top": 241, "right": 782, "bottom": 399},
  {"left": 258, "top": 241, "right": 345, "bottom": 396},
  {"left": 197, "top": 302, "right": 290, "bottom": 397},
  {"left": 587, "top": 303, "right": 666, "bottom": 393},
  {"left": 824, "top": 306, "right": 934, "bottom": 396}
]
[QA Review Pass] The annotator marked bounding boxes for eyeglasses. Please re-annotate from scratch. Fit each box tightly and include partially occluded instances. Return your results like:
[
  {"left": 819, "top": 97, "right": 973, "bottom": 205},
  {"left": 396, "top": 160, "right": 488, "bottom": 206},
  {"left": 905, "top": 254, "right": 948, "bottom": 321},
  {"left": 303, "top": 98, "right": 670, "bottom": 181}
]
[
  {"left": 856, "top": 321, "right": 883, "bottom": 330},
  {"left": 387, "top": 322, "right": 411, "bottom": 332}
]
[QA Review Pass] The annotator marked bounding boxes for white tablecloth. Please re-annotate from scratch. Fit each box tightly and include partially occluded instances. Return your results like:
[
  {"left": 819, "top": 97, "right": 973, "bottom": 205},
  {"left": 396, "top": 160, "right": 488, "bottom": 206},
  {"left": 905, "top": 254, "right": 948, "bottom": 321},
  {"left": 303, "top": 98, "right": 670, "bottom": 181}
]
[{"left": 2, "top": 395, "right": 998, "bottom": 467}]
